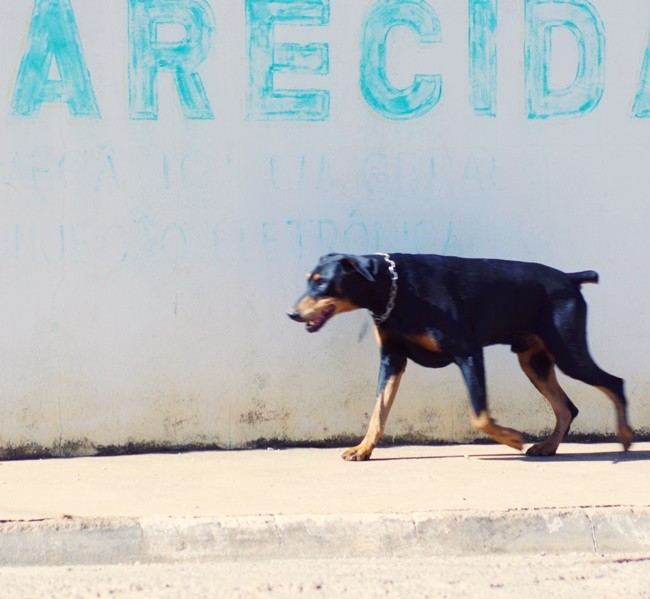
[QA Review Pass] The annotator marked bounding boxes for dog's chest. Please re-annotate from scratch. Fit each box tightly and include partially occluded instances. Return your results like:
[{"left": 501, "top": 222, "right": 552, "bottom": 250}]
[{"left": 402, "top": 334, "right": 453, "bottom": 368}]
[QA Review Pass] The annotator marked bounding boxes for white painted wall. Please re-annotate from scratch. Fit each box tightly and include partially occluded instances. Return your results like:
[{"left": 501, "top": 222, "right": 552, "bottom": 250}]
[{"left": 0, "top": 0, "right": 648, "bottom": 456}]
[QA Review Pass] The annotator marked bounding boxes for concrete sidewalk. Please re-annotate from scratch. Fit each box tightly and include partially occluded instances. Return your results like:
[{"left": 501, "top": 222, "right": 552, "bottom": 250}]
[{"left": 0, "top": 443, "right": 649, "bottom": 565}]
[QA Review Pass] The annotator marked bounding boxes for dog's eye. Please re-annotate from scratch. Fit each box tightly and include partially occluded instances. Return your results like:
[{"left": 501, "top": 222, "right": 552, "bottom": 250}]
[{"left": 310, "top": 276, "right": 327, "bottom": 290}]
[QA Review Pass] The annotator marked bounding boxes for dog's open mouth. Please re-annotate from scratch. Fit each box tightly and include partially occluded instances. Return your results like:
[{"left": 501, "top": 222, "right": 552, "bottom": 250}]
[{"left": 306, "top": 305, "right": 335, "bottom": 333}]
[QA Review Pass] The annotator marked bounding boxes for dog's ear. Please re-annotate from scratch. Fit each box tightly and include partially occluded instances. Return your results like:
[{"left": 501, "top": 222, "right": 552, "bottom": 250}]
[{"left": 340, "top": 255, "right": 375, "bottom": 282}]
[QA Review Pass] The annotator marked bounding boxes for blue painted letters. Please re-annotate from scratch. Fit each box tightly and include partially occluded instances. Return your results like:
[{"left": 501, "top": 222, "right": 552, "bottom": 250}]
[
  {"left": 360, "top": 0, "right": 442, "bottom": 120},
  {"left": 469, "top": 0, "right": 497, "bottom": 117},
  {"left": 525, "top": 0, "right": 605, "bottom": 119},
  {"left": 633, "top": 33, "right": 650, "bottom": 118},
  {"left": 12, "top": 0, "right": 99, "bottom": 118},
  {"left": 246, "top": 0, "right": 330, "bottom": 121},
  {"left": 9, "top": 1, "right": 650, "bottom": 122},
  {"left": 129, "top": 0, "right": 215, "bottom": 120}
]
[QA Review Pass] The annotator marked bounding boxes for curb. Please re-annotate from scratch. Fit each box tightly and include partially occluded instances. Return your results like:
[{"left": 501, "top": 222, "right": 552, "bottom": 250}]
[{"left": 1, "top": 507, "right": 649, "bottom": 566}]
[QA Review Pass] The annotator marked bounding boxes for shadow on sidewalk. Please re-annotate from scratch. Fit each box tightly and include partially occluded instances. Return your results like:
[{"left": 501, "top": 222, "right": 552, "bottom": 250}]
[
  {"left": 369, "top": 448, "right": 650, "bottom": 464},
  {"left": 480, "top": 448, "right": 650, "bottom": 463}
]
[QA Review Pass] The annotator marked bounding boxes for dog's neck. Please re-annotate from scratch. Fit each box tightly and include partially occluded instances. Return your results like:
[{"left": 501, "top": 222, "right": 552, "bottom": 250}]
[{"left": 371, "top": 253, "right": 398, "bottom": 325}]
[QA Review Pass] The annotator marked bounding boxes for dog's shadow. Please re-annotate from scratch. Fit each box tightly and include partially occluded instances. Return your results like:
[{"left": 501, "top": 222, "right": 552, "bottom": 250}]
[
  {"left": 483, "top": 448, "right": 650, "bottom": 464},
  {"left": 370, "top": 448, "right": 650, "bottom": 464}
]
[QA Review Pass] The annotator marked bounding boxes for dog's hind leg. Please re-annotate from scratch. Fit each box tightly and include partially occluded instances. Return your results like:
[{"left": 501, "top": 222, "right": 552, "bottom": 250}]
[
  {"left": 457, "top": 352, "right": 524, "bottom": 451},
  {"left": 342, "top": 350, "right": 407, "bottom": 461},
  {"left": 543, "top": 298, "right": 634, "bottom": 451},
  {"left": 556, "top": 355, "right": 634, "bottom": 451},
  {"left": 516, "top": 337, "right": 578, "bottom": 456}
]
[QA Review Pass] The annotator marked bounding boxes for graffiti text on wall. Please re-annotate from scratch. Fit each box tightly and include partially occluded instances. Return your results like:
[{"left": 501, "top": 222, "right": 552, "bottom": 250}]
[{"left": 10, "top": 0, "right": 650, "bottom": 121}]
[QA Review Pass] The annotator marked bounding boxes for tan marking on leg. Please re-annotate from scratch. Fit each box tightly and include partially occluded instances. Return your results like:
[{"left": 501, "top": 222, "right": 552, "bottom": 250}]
[
  {"left": 470, "top": 410, "right": 524, "bottom": 451},
  {"left": 523, "top": 366, "right": 574, "bottom": 457},
  {"left": 597, "top": 386, "right": 635, "bottom": 451},
  {"left": 406, "top": 334, "right": 442, "bottom": 353},
  {"left": 513, "top": 336, "right": 572, "bottom": 456},
  {"left": 342, "top": 369, "right": 405, "bottom": 461}
]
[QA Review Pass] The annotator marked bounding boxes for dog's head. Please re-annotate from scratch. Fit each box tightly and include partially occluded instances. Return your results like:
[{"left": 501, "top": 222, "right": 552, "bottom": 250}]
[{"left": 287, "top": 253, "right": 376, "bottom": 333}]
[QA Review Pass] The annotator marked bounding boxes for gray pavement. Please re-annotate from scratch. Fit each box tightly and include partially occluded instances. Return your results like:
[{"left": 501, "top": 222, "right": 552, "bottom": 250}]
[{"left": 0, "top": 442, "right": 649, "bottom": 565}]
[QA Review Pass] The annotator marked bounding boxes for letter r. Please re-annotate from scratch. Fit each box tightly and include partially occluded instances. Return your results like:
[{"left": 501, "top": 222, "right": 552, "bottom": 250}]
[{"left": 129, "top": 0, "right": 215, "bottom": 120}]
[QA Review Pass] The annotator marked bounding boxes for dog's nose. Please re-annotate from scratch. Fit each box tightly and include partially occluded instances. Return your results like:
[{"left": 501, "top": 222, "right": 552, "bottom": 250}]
[{"left": 287, "top": 310, "right": 303, "bottom": 322}]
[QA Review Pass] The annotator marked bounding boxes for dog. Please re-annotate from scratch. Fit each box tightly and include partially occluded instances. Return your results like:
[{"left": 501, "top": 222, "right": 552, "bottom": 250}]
[{"left": 287, "top": 252, "right": 634, "bottom": 460}]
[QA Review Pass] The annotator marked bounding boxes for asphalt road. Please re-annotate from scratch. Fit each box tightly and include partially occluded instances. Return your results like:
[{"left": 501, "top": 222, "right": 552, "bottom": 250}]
[{"left": 1, "top": 553, "right": 649, "bottom": 598}]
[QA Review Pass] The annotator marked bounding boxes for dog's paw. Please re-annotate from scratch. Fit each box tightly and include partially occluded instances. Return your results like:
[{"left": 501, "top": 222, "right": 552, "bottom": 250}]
[
  {"left": 484, "top": 424, "right": 524, "bottom": 451},
  {"left": 526, "top": 442, "right": 558, "bottom": 457},
  {"left": 341, "top": 445, "right": 373, "bottom": 461},
  {"left": 619, "top": 424, "right": 635, "bottom": 451},
  {"left": 501, "top": 428, "right": 525, "bottom": 451},
  {"left": 472, "top": 412, "right": 524, "bottom": 451}
]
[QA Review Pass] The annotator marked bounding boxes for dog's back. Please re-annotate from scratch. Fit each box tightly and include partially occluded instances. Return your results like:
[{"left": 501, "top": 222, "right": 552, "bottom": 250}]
[{"left": 386, "top": 253, "right": 596, "bottom": 348}]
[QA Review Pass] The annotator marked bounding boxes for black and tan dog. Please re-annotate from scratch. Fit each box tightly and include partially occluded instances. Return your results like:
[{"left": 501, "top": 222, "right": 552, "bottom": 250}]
[{"left": 288, "top": 253, "right": 634, "bottom": 460}]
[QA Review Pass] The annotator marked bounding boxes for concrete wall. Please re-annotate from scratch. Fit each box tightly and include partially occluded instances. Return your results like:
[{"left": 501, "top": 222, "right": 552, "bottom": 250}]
[{"left": 0, "top": 0, "right": 648, "bottom": 456}]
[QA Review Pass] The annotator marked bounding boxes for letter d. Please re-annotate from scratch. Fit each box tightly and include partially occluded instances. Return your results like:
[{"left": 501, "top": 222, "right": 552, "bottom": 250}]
[{"left": 525, "top": 0, "right": 605, "bottom": 119}]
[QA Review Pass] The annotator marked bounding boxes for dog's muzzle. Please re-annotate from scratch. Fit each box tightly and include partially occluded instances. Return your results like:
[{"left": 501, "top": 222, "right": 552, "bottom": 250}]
[
  {"left": 287, "top": 310, "right": 303, "bottom": 322},
  {"left": 287, "top": 305, "right": 335, "bottom": 333}
]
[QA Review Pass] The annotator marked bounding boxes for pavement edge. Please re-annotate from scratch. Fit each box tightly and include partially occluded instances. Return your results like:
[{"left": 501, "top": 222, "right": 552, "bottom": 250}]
[{"left": 1, "top": 506, "right": 649, "bottom": 566}]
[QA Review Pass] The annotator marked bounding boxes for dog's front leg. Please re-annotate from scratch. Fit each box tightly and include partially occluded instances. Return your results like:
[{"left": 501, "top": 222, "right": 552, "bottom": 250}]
[
  {"left": 457, "top": 351, "right": 524, "bottom": 451},
  {"left": 342, "top": 349, "right": 407, "bottom": 461}
]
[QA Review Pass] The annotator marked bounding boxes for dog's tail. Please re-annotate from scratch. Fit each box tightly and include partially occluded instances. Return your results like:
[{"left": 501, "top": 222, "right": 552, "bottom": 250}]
[{"left": 567, "top": 270, "right": 599, "bottom": 285}]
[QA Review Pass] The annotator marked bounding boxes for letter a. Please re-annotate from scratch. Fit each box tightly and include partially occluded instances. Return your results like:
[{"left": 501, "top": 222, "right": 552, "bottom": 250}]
[
  {"left": 632, "top": 33, "right": 650, "bottom": 118},
  {"left": 12, "top": 0, "right": 100, "bottom": 118}
]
